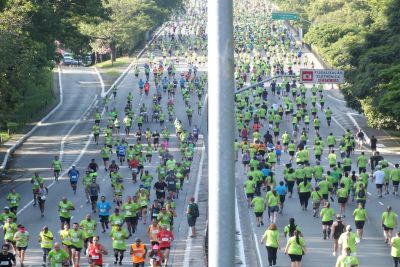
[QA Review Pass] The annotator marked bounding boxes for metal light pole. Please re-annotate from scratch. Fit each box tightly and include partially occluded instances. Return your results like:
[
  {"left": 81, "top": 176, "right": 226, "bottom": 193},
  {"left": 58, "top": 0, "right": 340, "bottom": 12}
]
[{"left": 208, "top": 0, "right": 235, "bottom": 266}]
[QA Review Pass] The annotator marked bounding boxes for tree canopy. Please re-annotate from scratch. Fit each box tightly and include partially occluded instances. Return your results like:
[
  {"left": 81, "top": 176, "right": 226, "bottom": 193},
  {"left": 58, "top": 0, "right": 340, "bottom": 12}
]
[
  {"left": 0, "top": 0, "right": 182, "bottom": 127},
  {"left": 273, "top": 0, "right": 400, "bottom": 129}
]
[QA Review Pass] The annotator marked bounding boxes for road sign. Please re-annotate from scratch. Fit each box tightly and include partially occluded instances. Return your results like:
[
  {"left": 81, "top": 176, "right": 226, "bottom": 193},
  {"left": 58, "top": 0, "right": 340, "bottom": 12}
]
[
  {"left": 271, "top": 12, "right": 299, "bottom": 21},
  {"left": 300, "top": 69, "right": 345, "bottom": 84}
]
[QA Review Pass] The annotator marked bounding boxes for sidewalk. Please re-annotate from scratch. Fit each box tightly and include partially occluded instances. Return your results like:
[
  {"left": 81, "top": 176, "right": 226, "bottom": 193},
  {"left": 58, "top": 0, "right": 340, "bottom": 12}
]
[{"left": 287, "top": 22, "right": 400, "bottom": 157}]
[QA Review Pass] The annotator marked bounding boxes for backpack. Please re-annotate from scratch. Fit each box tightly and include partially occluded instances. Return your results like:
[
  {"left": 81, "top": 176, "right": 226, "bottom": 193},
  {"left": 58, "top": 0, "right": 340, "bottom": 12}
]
[
  {"left": 190, "top": 203, "right": 199, "bottom": 218},
  {"left": 357, "top": 189, "right": 365, "bottom": 198}
]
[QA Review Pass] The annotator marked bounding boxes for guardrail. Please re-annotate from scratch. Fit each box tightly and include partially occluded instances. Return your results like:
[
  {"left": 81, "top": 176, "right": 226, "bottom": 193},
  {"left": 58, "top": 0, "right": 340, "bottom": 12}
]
[{"left": 235, "top": 74, "right": 299, "bottom": 94}]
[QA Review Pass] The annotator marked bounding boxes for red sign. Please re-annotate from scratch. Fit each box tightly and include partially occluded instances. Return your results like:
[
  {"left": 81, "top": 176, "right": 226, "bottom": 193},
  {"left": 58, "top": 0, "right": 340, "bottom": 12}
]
[{"left": 301, "top": 70, "right": 313, "bottom": 82}]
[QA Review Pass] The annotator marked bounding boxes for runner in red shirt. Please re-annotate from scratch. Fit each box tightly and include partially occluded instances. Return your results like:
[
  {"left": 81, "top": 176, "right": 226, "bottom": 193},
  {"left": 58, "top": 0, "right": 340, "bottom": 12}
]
[
  {"left": 87, "top": 236, "right": 107, "bottom": 267},
  {"left": 144, "top": 82, "right": 150, "bottom": 96},
  {"left": 156, "top": 225, "right": 174, "bottom": 267},
  {"left": 129, "top": 157, "right": 139, "bottom": 183}
]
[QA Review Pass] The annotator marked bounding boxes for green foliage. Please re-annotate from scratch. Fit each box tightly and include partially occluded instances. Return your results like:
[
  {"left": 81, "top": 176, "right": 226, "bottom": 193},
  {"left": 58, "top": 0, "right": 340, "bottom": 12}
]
[
  {"left": 80, "top": 0, "right": 182, "bottom": 61},
  {"left": 274, "top": 0, "right": 400, "bottom": 128},
  {"left": 0, "top": 0, "right": 181, "bottom": 128}
]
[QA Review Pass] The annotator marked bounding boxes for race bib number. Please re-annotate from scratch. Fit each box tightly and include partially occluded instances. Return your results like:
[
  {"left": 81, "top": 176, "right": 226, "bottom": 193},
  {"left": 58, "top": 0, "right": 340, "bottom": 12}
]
[
  {"left": 0, "top": 261, "right": 9, "bottom": 265},
  {"left": 126, "top": 211, "right": 132, "bottom": 216},
  {"left": 100, "top": 209, "right": 106, "bottom": 213},
  {"left": 72, "top": 238, "right": 79, "bottom": 243},
  {"left": 91, "top": 255, "right": 99, "bottom": 260},
  {"left": 162, "top": 237, "right": 169, "bottom": 242},
  {"left": 152, "top": 230, "right": 159, "bottom": 234},
  {"left": 41, "top": 195, "right": 46, "bottom": 200}
]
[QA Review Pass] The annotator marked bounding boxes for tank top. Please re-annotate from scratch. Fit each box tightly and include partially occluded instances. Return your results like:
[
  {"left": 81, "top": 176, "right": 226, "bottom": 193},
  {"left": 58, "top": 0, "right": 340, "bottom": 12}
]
[
  {"left": 334, "top": 222, "right": 345, "bottom": 239},
  {"left": 88, "top": 243, "right": 103, "bottom": 265}
]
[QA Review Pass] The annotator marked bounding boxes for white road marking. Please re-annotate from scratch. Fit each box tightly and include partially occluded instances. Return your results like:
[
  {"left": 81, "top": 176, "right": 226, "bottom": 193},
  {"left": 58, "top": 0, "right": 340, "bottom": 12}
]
[
  {"left": 379, "top": 202, "right": 384, "bottom": 206},
  {"left": 326, "top": 93, "right": 347, "bottom": 103},
  {"left": 183, "top": 143, "right": 205, "bottom": 267},
  {"left": 59, "top": 97, "right": 98, "bottom": 162},
  {"left": 367, "top": 192, "right": 372, "bottom": 196},
  {"left": 94, "top": 67, "right": 106, "bottom": 97}
]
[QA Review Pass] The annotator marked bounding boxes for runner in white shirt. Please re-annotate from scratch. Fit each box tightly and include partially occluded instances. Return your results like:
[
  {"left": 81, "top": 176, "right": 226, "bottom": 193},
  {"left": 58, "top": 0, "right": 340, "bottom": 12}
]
[{"left": 373, "top": 166, "right": 385, "bottom": 198}]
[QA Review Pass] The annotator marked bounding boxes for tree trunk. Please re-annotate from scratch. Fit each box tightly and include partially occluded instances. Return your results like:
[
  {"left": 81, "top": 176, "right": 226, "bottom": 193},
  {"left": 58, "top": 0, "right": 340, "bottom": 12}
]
[{"left": 110, "top": 39, "right": 116, "bottom": 64}]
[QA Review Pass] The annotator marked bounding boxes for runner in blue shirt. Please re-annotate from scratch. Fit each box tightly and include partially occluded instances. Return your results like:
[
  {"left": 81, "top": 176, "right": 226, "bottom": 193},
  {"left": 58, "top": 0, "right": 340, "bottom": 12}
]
[
  {"left": 193, "top": 125, "right": 200, "bottom": 143},
  {"left": 68, "top": 165, "right": 80, "bottom": 195},
  {"left": 275, "top": 181, "right": 288, "bottom": 214},
  {"left": 162, "top": 77, "right": 169, "bottom": 93},
  {"left": 138, "top": 79, "right": 145, "bottom": 94},
  {"left": 116, "top": 144, "right": 126, "bottom": 165},
  {"left": 97, "top": 196, "right": 111, "bottom": 233}
]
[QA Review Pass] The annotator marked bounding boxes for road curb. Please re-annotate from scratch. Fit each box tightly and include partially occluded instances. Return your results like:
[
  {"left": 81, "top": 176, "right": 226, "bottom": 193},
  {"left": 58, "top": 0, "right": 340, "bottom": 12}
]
[{"left": 0, "top": 66, "right": 64, "bottom": 171}]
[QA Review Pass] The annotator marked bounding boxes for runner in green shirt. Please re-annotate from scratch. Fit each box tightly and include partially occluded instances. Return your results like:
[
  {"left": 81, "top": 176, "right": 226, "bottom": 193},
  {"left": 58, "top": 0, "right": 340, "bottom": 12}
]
[
  {"left": 391, "top": 163, "right": 400, "bottom": 197},
  {"left": 39, "top": 226, "right": 54, "bottom": 266},
  {"left": 47, "top": 243, "right": 70, "bottom": 267},
  {"left": 110, "top": 224, "right": 129, "bottom": 264},
  {"left": 284, "top": 230, "right": 306, "bottom": 264},
  {"left": 69, "top": 223, "right": 85, "bottom": 267},
  {"left": 31, "top": 172, "right": 44, "bottom": 206},
  {"left": 109, "top": 208, "right": 126, "bottom": 231},
  {"left": 338, "top": 225, "right": 358, "bottom": 254},
  {"left": 122, "top": 196, "right": 140, "bottom": 237},
  {"left": 3, "top": 217, "right": 18, "bottom": 254},
  {"left": 335, "top": 247, "right": 359, "bottom": 267},
  {"left": 382, "top": 206, "right": 398, "bottom": 244},
  {"left": 51, "top": 156, "right": 62, "bottom": 181},
  {"left": 310, "top": 186, "right": 323, "bottom": 218},
  {"left": 251, "top": 193, "right": 265, "bottom": 227},
  {"left": 391, "top": 232, "right": 400, "bottom": 263},
  {"left": 6, "top": 189, "right": 21, "bottom": 214},
  {"left": 79, "top": 214, "right": 97, "bottom": 251},
  {"left": 352, "top": 203, "right": 368, "bottom": 239},
  {"left": 13, "top": 225, "right": 29, "bottom": 266},
  {"left": 337, "top": 183, "right": 349, "bottom": 217},
  {"left": 261, "top": 223, "right": 280, "bottom": 266},
  {"left": 82, "top": 171, "right": 92, "bottom": 203},
  {"left": 58, "top": 198, "right": 75, "bottom": 230},
  {"left": 357, "top": 152, "right": 368, "bottom": 173},
  {"left": 320, "top": 202, "right": 335, "bottom": 240},
  {"left": 244, "top": 176, "right": 256, "bottom": 207}
]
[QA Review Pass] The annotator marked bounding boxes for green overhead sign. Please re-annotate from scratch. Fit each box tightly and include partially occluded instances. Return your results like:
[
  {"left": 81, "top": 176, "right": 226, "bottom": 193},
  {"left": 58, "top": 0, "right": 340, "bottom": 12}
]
[{"left": 271, "top": 12, "right": 299, "bottom": 21}]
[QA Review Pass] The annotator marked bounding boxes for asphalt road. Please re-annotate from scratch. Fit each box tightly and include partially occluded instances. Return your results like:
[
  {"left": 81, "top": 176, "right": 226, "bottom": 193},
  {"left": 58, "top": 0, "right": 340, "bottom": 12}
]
[
  {"left": 0, "top": 12, "right": 208, "bottom": 267},
  {"left": 235, "top": 31, "right": 396, "bottom": 267}
]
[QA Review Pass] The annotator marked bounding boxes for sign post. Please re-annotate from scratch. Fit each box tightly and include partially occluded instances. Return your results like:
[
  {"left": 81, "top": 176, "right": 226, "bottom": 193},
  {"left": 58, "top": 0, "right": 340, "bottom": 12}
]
[
  {"left": 300, "top": 69, "right": 345, "bottom": 84},
  {"left": 271, "top": 12, "right": 299, "bottom": 21}
]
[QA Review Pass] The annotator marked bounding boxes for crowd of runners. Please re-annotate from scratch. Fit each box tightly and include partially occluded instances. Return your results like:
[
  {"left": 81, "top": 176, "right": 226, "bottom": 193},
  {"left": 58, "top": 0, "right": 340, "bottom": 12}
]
[
  {"left": 234, "top": 1, "right": 400, "bottom": 267},
  {"left": 0, "top": 0, "right": 207, "bottom": 266}
]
